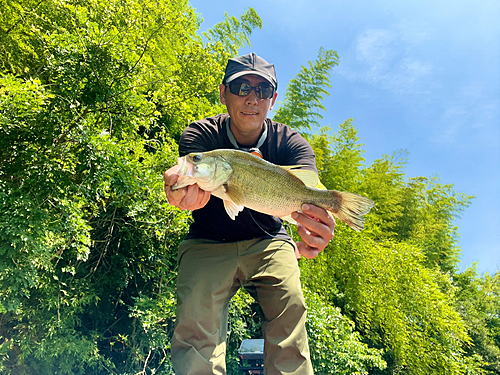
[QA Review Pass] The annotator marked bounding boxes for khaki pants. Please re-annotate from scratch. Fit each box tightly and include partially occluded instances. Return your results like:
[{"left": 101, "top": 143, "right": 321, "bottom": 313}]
[{"left": 171, "top": 238, "right": 314, "bottom": 375}]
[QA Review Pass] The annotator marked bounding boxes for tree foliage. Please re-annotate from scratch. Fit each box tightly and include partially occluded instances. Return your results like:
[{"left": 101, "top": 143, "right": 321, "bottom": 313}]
[
  {"left": 1, "top": 2, "right": 498, "bottom": 375},
  {"left": 203, "top": 7, "right": 263, "bottom": 56},
  {"left": 278, "top": 50, "right": 494, "bottom": 374},
  {"left": 0, "top": 1, "right": 261, "bottom": 373},
  {"left": 454, "top": 266, "right": 500, "bottom": 373},
  {"left": 273, "top": 47, "right": 339, "bottom": 131},
  {"left": 299, "top": 119, "right": 491, "bottom": 374}
]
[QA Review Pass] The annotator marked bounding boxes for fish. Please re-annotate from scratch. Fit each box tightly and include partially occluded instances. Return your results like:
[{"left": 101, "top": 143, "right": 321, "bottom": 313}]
[{"left": 171, "top": 149, "right": 374, "bottom": 231}]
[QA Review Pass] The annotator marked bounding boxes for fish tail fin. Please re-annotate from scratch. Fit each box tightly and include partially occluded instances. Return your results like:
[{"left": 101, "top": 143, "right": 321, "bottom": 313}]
[{"left": 332, "top": 191, "right": 374, "bottom": 232}]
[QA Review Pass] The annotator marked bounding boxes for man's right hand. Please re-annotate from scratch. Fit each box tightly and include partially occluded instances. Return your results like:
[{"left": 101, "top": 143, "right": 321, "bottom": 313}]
[{"left": 163, "top": 165, "right": 211, "bottom": 211}]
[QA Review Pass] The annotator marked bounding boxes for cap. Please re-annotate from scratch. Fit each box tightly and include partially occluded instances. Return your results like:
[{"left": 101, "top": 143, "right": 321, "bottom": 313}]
[{"left": 222, "top": 53, "right": 278, "bottom": 89}]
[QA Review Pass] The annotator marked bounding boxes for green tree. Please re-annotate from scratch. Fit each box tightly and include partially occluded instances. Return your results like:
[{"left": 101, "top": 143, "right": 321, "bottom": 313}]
[
  {"left": 203, "top": 7, "right": 263, "bottom": 56},
  {"left": 299, "top": 120, "right": 479, "bottom": 374},
  {"left": 0, "top": 1, "right": 262, "bottom": 373},
  {"left": 307, "top": 119, "right": 366, "bottom": 193},
  {"left": 454, "top": 267, "right": 500, "bottom": 373},
  {"left": 273, "top": 47, "right": 339, "bottom": 131},
  {"left": 359, "top": 152, "right": 407, "bottom": 240},
  {"left": 394, "top": 176, "right": 473, "bottom": 272},
  {"left": 304, "top": 288, "right": 386, "bottom": 374},
  {"left": 332, "top": 237, "right": 470, "bottom": 374}
]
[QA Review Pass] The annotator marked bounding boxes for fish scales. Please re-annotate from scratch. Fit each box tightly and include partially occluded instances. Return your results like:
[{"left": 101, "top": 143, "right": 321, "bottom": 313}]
[{"left": 223, "top": 152, "right": 339, "bottom": 217}]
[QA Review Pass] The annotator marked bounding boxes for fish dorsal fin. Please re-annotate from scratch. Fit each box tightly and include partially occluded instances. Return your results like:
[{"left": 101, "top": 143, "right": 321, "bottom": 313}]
[
  {"left": 280, "top": 165, "right": 307, "bottom": 171},
  {"left": 223, "top": 199, "right": 244, "bottom": 220},
  {"left": 315, "top": 181, "right": 328, "bottom": 190},
  {"left": 285, "top": 168, "right": 326, "bottom": 189}
]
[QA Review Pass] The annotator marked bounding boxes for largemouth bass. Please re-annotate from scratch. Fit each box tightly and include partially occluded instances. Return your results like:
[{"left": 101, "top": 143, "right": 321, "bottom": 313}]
[{"left": 172, "top": 149, "right": 374, "bottom": 231}]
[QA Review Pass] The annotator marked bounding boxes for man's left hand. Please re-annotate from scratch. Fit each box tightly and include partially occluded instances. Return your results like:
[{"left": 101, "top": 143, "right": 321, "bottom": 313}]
[{"left": 291, "top": 204, "right": 335, "bottom": 259}]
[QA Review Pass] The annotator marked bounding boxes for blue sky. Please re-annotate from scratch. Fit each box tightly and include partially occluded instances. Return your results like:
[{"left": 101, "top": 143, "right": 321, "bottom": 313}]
[{"left": 189, "top": 0, "right": 500, "bottom": 275}]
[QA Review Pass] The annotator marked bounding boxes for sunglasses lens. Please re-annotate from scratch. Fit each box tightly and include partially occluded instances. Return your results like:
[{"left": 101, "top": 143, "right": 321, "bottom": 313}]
[
  {"left": 259, "top": 86, "right": 274, "bottom": 99},
  {"left": 238, "top": 83, "right": 252, "bottom": 96},
  {"left": 228, "top": 82, "right": 274, "bottom": 99},
  {"left": 228, "top": 83, "right": 241, "bottom": 96}
]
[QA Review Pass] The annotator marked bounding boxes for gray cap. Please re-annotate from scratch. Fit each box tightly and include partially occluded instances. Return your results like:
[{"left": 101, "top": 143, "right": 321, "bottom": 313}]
[{"left": 222, "top": 53, "right": 278, "bottom": 89}]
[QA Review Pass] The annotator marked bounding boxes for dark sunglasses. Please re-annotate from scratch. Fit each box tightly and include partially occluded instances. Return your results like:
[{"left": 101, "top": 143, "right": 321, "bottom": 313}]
[{"left": 227, "top": 81, "right": 275, "bottom": 99}]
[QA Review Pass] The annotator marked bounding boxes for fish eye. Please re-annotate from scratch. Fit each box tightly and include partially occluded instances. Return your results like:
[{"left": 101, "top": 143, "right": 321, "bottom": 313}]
[{"left": 192, "top": 154, "right": 202, "bottom": 163}]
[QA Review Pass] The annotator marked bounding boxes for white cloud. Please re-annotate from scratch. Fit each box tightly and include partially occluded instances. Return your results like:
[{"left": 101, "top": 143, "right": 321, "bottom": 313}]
[
  {"left": 341, "top": 20, "right": 499, "bottom": 150},
  {"left": 342, "top": 23, "right": 434, "bottom": 95},
  {"left": 403, "top": 58, "right": 432, "bottom": 77},
  {"left": 432, "top": 91, "right": 500, "bottom": 147},
  {"left": 356, "top": 29, "right": 397, "bottom": 66}
]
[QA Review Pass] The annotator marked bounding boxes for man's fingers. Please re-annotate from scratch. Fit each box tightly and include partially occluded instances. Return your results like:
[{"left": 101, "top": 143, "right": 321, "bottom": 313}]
[
  {"left": 184, "top": 184, "right": 201, "bottom": 207},
  {"left": 293, "top": 210, "right": 335, "bottom": 242},
  {"left": 296, "top": 223, "right": 326, "bottom": 249},
  {"left": 164, "top": 165, "right": 180, "bottom": 184},
  {"left": 166, "top": 183, "right": 211, "bottom": 211},
  {"left": 296, "top": 241, "right": 321, "bottom": 259},
  {"left": 291, "top": 204, "right": 336, "bottom": 259},
  {"left": 185, "top": 185, "right": 211, "bottom": 209},
  {"left": 301, "top": 204, "right": 336, "bottom": 231},
  {"left": 166, "top": 186, "right": 188, "bottom": 207},
  {"left": 199, "top": 189, "right": 212, "bottom": 206}
]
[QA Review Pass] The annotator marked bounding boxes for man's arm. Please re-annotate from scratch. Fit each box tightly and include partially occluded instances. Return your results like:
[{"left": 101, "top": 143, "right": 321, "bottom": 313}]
[{"left": 163, "top": 165, "right": 211, "bottom": 211}]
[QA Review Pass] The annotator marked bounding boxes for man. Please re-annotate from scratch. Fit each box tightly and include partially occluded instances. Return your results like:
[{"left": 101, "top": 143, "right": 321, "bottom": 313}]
[{"left": 164, "top": 53, "right": 335, "bottom": 374}]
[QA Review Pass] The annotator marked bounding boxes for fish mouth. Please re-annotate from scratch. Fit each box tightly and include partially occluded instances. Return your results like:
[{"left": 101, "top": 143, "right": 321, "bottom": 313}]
[
  {"left": 172, "top": 156, "right": 195, "bottom": 190},
  {"left": 177, "top": 156, "right": 188, "bottom": 175}
]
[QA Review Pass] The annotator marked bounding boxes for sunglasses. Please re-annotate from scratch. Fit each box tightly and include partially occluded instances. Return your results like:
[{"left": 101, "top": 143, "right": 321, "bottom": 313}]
[{"left": 227, "top": 81, "right": 275, "bottom": 99}]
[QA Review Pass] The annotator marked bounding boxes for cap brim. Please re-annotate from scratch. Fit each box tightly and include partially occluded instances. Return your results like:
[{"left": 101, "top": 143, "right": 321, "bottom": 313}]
[{"left": 225, "top": 71, "right": 277, "bottom": 89}]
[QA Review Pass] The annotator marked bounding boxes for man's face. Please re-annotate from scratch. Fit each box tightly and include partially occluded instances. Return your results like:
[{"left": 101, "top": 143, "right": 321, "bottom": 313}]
[{"left": 219, "top": 74, "right": 277, "bottom": 142}]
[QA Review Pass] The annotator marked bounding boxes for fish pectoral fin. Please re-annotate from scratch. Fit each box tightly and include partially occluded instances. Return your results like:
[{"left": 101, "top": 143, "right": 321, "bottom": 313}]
[
  {"left": 212, "top": 186, "right": 227, "bottom": 198},
  {"left": 211, "top": 186, "right": 244, "bottom": 220},
  {"left": 224, "top": 185, "right": 246, "bottom": 205},
  {"left": 222, "top": 185, "right": 246, "bottom": 220},
  {"left": 286, "top": 168, "right": 327, "bottom": 189},
  {"left": 223, "top": 199, "right": 244, "bottom": 220}
]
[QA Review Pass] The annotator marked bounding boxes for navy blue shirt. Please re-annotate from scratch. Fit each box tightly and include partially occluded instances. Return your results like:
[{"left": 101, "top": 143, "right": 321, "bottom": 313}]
[{"left": 178, "top": 113, "right": 317, "bottom": 242}]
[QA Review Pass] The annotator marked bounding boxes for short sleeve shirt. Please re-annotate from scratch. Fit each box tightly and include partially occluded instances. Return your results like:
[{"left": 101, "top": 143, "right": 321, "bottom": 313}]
[{"left": 178, "top": 113, "right": 317, "bottom": 242}]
